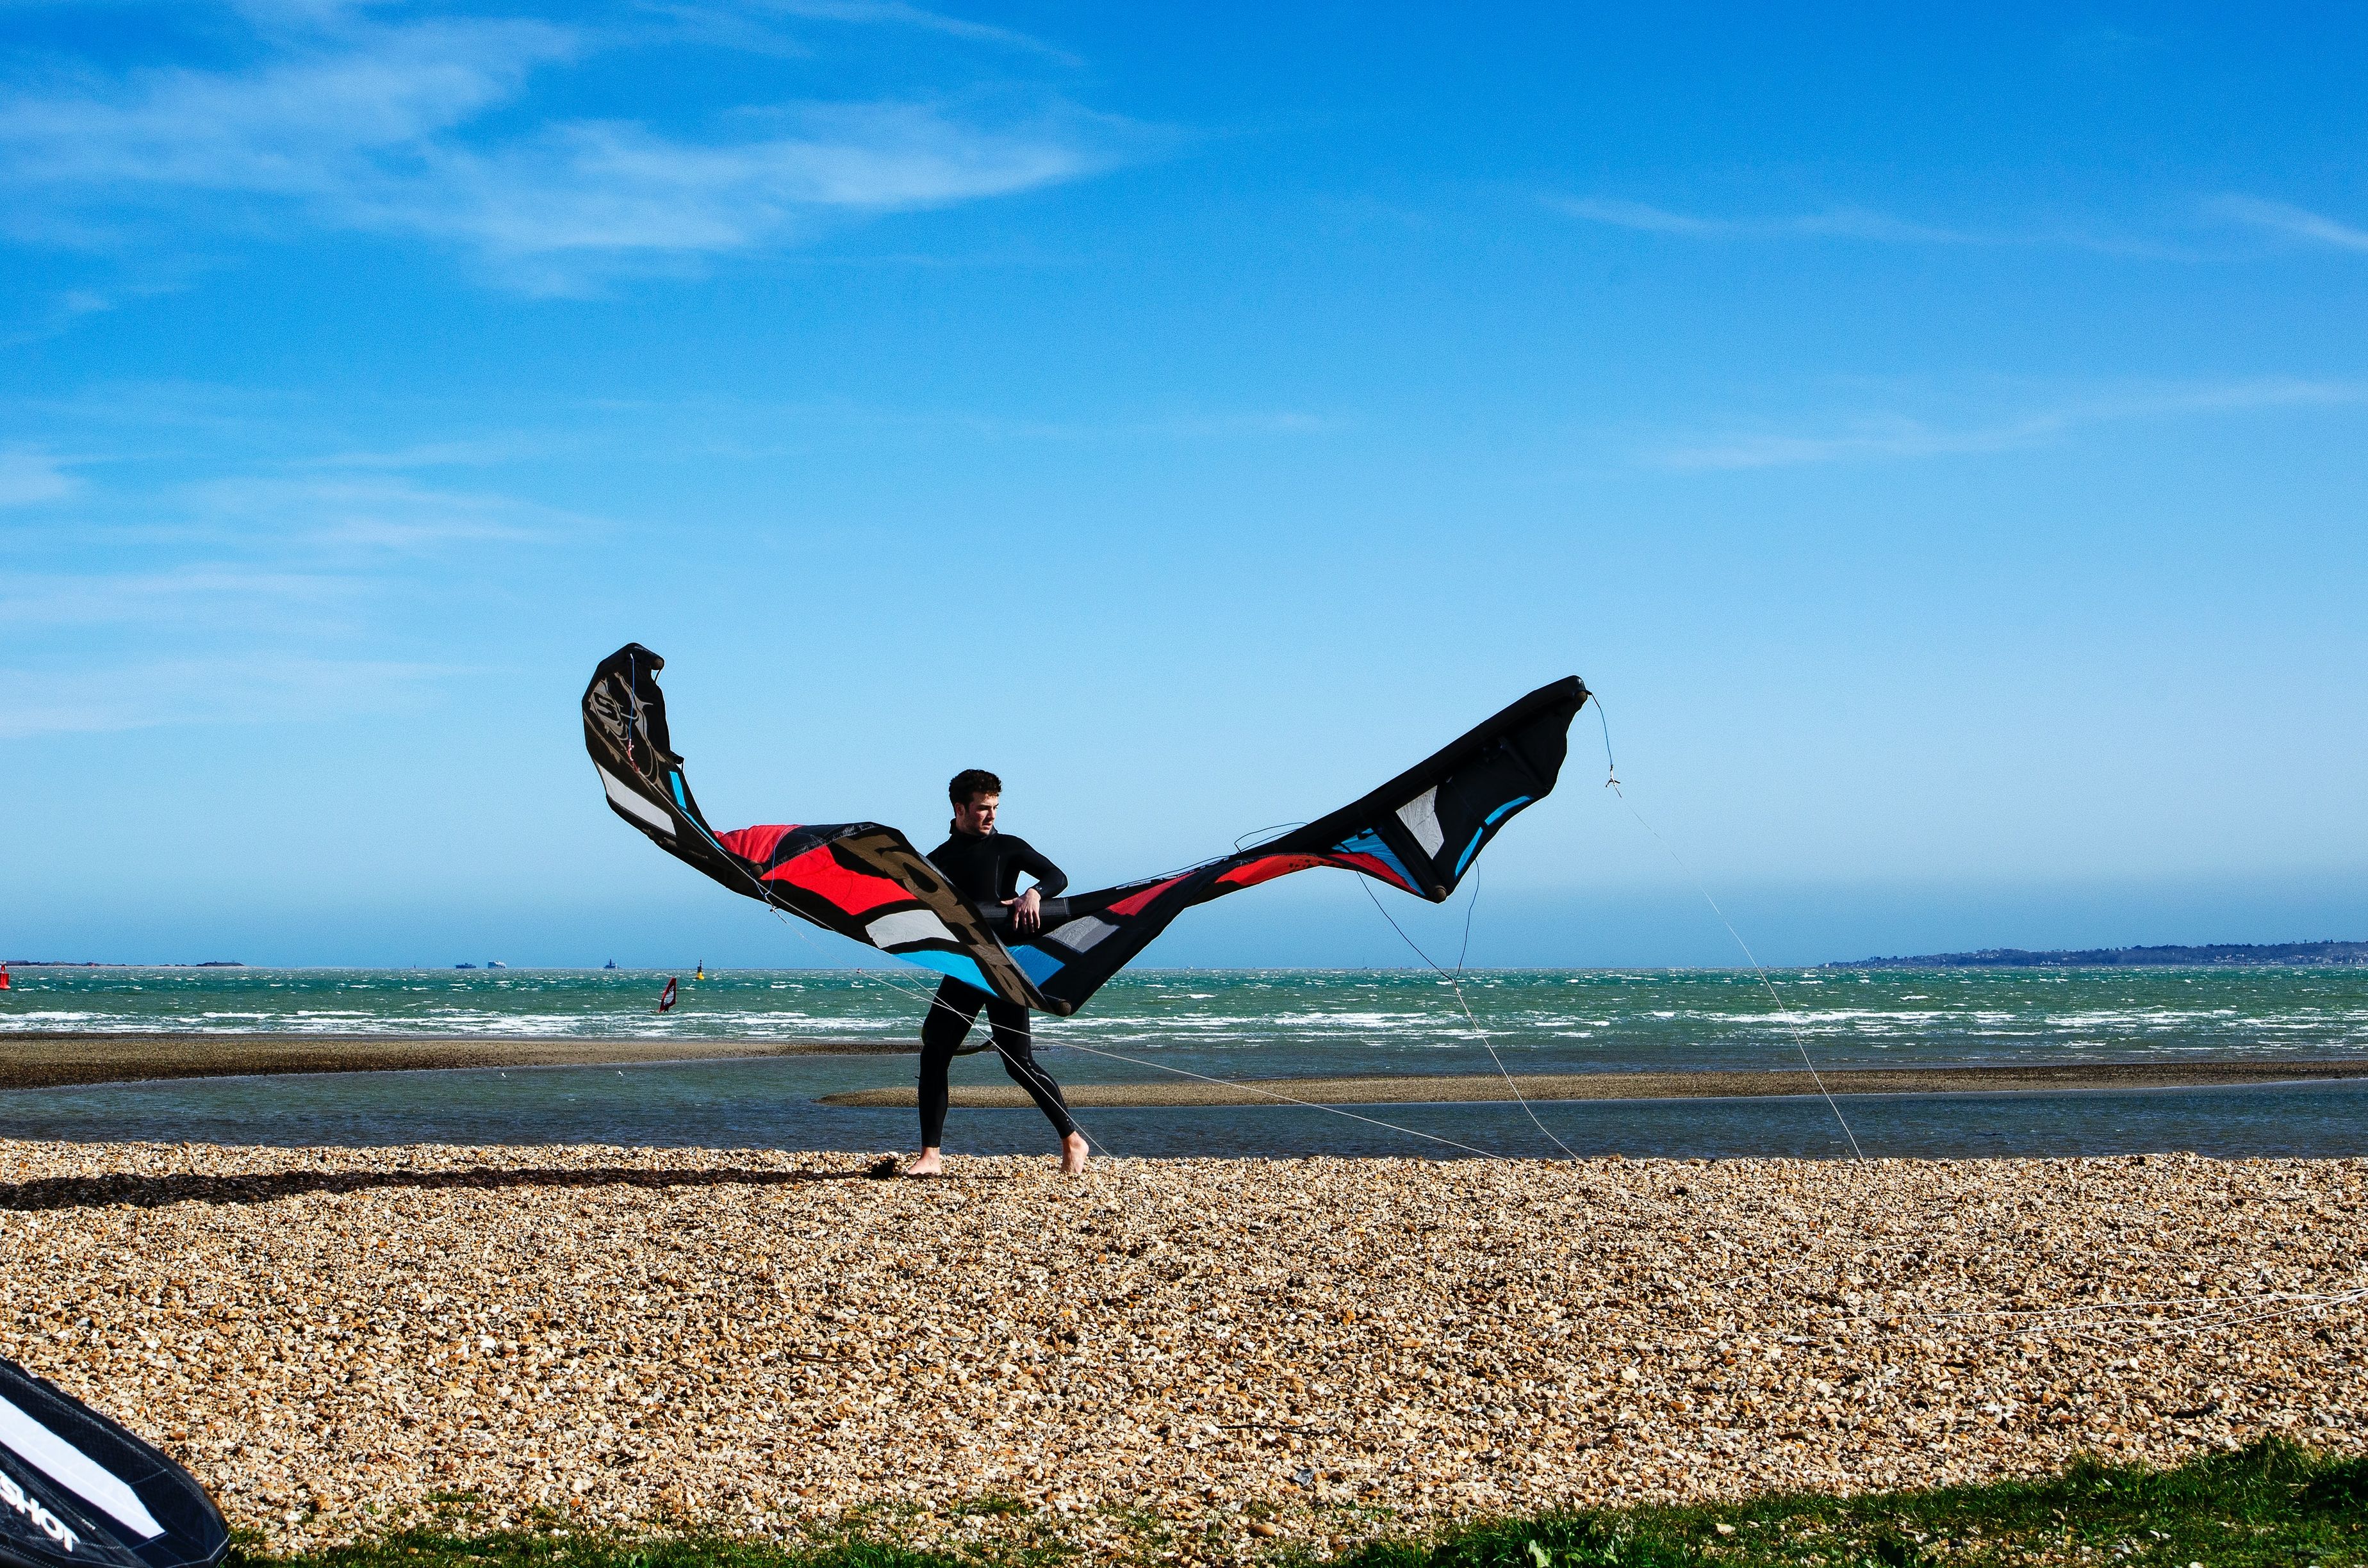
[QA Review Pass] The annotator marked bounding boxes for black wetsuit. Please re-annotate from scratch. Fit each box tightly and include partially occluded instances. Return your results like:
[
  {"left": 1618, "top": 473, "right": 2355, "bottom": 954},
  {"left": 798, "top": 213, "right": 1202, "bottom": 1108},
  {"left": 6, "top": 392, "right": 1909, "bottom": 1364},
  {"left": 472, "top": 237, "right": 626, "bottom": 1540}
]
[{"left": 917, "top": 825, "right": 1076, "bottom": 1148}]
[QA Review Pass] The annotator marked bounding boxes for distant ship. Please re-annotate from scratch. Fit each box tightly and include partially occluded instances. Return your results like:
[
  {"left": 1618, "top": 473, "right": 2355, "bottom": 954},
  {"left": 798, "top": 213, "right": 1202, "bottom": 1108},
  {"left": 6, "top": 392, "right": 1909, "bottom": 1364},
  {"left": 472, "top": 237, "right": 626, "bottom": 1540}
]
[
  {"left": 604, "top": 960, "right": 618, "bottom": 970},
  {"left": 487, "top": 960, "right": 507, "bottom": 969},
  {"left": 455, "top": 962, "right": 478, "bottom": 970}
]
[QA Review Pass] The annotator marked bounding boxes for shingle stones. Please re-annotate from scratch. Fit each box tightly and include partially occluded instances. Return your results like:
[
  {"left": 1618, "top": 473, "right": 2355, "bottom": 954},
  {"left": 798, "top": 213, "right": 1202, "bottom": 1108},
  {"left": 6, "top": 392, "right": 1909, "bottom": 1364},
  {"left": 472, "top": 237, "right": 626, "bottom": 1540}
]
[{"left": 1, "top": 1143, "right": 2359, "bottom": 1562}]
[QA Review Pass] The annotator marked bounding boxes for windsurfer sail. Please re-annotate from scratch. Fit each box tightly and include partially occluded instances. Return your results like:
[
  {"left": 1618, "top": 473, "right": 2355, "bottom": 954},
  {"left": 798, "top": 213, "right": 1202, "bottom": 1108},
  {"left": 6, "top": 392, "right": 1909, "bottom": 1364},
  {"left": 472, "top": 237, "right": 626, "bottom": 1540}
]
[
  {"left": 582, "top": 643, "right": 1588, "bottom": 1017},
  {"left": 656, "top": 977, "right": 678, "bottom": 1013}
]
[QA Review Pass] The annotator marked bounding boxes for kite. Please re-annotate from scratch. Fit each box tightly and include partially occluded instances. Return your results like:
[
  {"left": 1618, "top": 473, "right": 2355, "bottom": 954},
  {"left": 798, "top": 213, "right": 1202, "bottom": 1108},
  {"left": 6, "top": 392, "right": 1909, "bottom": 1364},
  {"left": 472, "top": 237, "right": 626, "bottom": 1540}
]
[
  {"left": 582, "top": 644, "right": 1587, "bottom": 1017},
  {"left": 0, "top": 1355, "right": 228, "bottom": 1568}
]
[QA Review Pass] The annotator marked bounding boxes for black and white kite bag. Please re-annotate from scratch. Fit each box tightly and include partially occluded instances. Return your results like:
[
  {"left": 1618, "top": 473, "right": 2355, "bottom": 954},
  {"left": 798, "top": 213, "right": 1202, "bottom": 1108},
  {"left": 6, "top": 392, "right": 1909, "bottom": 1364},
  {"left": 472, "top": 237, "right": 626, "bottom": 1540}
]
[{"left": 0, "top": 1357, "right": 227, "bottom": 1568}]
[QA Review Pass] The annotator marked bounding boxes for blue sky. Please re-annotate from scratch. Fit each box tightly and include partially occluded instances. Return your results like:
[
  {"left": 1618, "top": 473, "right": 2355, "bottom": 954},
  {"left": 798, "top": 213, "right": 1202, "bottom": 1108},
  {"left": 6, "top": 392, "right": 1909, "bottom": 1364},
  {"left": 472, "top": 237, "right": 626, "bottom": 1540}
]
[{"left": 4, "top": 3, "right": 2365, "bottom": 968}]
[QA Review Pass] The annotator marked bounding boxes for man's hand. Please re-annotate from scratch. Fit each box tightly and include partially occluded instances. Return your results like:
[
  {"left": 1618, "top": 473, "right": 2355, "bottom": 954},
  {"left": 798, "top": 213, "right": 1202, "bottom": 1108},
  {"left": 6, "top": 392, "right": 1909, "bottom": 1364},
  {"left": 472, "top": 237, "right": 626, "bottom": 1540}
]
[{"left": 1006, "top": 887, "right": 1042, "bottom": 936}]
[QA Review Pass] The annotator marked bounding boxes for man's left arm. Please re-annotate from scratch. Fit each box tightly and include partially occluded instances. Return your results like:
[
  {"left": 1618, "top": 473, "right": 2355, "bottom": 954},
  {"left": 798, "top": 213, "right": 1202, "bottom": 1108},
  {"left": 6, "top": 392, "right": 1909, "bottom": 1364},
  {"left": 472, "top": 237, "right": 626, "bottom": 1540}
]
[{"left": 1007, "top": 840, "right": 1068, "bottom": 935}]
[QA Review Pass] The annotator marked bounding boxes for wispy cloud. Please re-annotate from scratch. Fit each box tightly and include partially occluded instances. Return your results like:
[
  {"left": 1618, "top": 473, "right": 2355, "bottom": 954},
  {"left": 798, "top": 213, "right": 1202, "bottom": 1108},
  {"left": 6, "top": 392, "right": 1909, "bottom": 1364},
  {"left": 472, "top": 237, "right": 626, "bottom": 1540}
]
[
  {"left": 921, "top": 407, "right": 1340, "bottom": 441},
  {"left": 1, "top": 466, "right": 581, "bottom": 641},
  {"left": 0, "top": 564, "right": 358, "bottom": 631},
  {"left": 763, "top": 0, "right": 1081, "bottom": 64},
  {"left": 0, "top": 17, "right": 575, "bottom": 193},
  {"left": 1552, "top": 196, "right": 1986, "bottom": 246},
  {"left": 0, "top": 451, "right": 79, "bottom": 507},
  {"left": 0, "top": 6, "right": 1130, "bottom": 290},
  {"left": 360, "top": 103, "right": 1119, "bottom": 288},
  {"left": 1547, "top": 196, "right": 2185, "bottom": 257},
  {"left": 185, "top": 474, "right": 591, "bottom": 551},
  {"left": 2208, "top": 195, "right": 2368, "bottom": 254},
  {"left": 0, "top": 449, "right": 562, "bottom": 736},
  {"left": 0, "top": 655, "right": 456, "bottom": 739},
  {"left": 1649, "top": 378, "right": 2368, "bottom": 471},
  {"left": 290, "top": 436, "right": 568, "bottom": 471}
]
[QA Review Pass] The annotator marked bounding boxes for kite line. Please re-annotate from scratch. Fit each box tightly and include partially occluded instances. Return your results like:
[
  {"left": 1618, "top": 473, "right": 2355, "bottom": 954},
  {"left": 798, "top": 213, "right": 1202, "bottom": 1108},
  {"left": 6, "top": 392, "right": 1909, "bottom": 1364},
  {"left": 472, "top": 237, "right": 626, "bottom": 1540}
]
[
  {"left": 1589, "top": 694, "right": 1866, "bottom": 1161},
  {"left": 1355, "top": 872, "right": 1582, "bottom": 1161}
]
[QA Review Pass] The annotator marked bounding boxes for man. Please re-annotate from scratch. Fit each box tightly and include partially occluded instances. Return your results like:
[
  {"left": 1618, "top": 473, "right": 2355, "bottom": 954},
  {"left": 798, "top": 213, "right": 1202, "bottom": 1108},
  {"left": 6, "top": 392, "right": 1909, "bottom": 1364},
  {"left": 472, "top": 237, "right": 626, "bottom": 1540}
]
[{"left": 903, "top": 768, "right": 1089, "bottom": 1177}]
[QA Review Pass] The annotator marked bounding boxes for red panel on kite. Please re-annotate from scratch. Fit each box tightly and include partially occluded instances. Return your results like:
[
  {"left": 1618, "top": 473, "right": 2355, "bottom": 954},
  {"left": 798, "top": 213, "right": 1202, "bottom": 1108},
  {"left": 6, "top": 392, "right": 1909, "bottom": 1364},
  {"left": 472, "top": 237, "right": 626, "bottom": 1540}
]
[
  {"left": 1108, "top": 874, "right": 1190, "bottom": 917},
  {"left": 1328, "top": 850, "right": 1413, "bottom": 890},
  {"left": 1215, "top": 853, "right": 1326, "bottom": 890},
  {"left": 717, "top": 824, "right": 800, "bottom": 862},
  {"left": 762, "top": 844, "right": 912, "bottom": 916}
]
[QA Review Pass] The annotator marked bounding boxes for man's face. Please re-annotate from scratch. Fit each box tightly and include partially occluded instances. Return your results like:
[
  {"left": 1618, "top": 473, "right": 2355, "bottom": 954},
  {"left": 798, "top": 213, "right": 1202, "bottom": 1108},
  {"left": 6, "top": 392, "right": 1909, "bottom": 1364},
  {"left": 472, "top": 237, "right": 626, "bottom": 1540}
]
[{"left": 953, "top": 792, "right": 999, "bottom": 835}]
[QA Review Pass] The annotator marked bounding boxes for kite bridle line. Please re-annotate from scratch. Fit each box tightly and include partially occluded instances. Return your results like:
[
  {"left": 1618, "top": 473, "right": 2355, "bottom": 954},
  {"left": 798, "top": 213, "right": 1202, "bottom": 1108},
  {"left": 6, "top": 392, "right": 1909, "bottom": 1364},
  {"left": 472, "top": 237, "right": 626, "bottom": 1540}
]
[
  {"left": 1355, "top": 873, "right": 1583, "bottom": 1162},
  {"left": 1014, "top": 1036, "right": 1513, "bottom": 1161},
  {"left": 1588, "top": 694, "right": 1866, "bottom": 1162},
  {"left": 1457, "top": 863, "right": 1481, "bottom": 973}
]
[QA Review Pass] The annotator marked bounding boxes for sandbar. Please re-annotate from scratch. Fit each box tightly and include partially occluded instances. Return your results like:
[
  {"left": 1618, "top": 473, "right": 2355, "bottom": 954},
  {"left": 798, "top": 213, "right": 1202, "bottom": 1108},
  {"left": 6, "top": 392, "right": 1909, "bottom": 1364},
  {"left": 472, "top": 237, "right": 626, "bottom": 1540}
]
[
  {"left": 7, "top": 1036, "right": 2365, "bottom": 1103},
  {"left": 822, "top": 1058, "right": 2368, "bottom": 1107},
  {"left": 0, "top": 1031, "right": 903, "bottom": 1091}
]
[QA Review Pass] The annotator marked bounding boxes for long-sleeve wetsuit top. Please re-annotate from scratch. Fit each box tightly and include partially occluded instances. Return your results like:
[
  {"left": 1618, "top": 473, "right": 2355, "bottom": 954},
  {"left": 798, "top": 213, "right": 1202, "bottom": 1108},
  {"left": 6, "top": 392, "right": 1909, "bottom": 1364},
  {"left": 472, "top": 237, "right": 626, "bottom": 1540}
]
[{"left": 926, "top": 826, "right": 1069, "bottom": 908}]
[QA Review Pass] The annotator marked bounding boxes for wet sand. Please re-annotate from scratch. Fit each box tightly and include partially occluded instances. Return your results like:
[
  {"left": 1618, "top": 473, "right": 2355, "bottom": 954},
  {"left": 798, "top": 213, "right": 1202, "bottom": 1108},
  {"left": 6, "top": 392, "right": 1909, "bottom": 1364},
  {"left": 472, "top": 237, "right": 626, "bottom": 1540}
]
[
  {"left": 822, "top": 1059, "right": 2368, "bottom": 1107},
  {"left": 0, "top": 1032, "right": 902, "bottom": 1091},
  {"left": 1, "top": 1141, "right": 2358, "bottom": 1563}
]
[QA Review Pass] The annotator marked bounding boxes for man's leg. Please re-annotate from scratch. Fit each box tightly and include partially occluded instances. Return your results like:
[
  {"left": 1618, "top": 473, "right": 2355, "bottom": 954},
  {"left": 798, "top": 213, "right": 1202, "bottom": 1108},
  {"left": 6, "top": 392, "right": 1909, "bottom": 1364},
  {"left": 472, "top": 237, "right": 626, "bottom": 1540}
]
[
  {"left": 985, "top": 1000, "right": 1089, "bottom": 1173},
  {"left": 910, "top": 980, "right": 984, "bottom": 1174}
]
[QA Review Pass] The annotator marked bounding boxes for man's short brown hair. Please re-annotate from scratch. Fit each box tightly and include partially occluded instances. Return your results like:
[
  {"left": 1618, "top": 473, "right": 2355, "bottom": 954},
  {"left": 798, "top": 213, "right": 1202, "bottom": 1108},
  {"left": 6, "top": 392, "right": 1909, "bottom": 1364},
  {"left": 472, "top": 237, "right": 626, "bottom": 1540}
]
[{"left": 949, "top": 768, "right": 1002, "bottom": 804}]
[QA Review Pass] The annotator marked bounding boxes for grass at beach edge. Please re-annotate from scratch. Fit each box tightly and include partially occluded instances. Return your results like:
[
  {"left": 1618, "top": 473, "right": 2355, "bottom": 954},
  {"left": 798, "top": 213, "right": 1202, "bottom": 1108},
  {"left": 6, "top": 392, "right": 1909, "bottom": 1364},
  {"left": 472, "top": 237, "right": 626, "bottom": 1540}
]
[{"left": 233, "top": 1436, "right": 2367, "bottom": 1568}]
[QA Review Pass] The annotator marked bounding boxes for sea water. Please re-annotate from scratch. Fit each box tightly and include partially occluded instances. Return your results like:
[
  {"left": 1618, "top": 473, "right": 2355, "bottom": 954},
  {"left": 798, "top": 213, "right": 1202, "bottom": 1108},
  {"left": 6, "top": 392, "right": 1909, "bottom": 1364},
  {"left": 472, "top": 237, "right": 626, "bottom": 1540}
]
[{"left": 3, "top": 965, "right": 2365, "bottom": 1157}]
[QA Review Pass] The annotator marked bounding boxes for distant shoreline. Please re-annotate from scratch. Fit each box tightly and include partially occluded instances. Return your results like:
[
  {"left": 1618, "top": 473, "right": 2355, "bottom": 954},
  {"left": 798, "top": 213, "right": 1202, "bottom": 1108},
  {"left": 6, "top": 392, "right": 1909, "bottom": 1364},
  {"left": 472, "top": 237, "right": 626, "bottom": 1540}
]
[
  {"left": 4, "top": 1032, "right": 2367, "bottom": 1100},
  {"left": 1827, "top": 938, "right": 2368, "bottom": 968},
  {"left": 3, "top": 960, "right": 247, "bottom": 968}
]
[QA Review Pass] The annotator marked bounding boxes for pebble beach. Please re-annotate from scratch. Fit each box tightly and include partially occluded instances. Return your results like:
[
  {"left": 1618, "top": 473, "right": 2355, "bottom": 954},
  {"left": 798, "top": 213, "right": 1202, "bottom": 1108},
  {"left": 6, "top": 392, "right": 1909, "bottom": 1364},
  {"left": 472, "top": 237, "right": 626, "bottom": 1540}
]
[{"left": 2, "top": 1142, "right": 2361, "bottom": 1562}]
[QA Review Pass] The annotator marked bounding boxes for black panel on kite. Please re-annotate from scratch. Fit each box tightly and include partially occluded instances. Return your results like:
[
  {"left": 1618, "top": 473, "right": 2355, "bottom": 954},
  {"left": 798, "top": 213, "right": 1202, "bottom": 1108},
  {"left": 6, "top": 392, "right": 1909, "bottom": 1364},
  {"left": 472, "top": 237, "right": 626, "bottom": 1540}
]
[
  {"left": 584, "top": 644, "right": 1587, "bottom": 1017},
  {"left": 0, "top": 1356, "right": 228, "bottom": 1568}
]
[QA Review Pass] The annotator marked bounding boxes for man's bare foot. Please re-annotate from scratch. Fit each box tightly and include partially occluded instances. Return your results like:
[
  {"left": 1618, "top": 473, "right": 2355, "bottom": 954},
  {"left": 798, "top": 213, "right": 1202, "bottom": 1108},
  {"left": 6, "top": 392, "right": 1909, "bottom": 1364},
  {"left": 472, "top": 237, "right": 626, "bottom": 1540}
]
[
  {"left": 906, "top": 1148, "right": 944, "bottom": 1177},
  {"left": 1059, "top": 1132, "right": 1089, "bottom": 1175}
]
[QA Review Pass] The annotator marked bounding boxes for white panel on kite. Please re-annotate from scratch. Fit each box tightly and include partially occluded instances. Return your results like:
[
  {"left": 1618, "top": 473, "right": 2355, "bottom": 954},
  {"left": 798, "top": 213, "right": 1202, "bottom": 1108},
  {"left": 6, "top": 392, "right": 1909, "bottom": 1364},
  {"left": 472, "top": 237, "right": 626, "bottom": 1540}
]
[
  {"left": 1395, "top": 786, "right": 1445, "bottom": 858},
  {"left": 866, "top": 909, "right": 956, "bottom": 949},
  {"left": 599, "top": 767, "right": 677, "bottom": 835},
  {"left": 1045, "top": 915, "right": 1120, "bottom": 953}
]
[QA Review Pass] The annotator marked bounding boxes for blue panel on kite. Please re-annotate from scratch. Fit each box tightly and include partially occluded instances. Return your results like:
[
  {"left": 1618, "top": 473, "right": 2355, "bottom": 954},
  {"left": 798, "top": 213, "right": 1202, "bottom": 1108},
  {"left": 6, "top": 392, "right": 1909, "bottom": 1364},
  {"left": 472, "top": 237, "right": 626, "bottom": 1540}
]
[
  {"left": 1333, "top": 829, "right": 1420, "bottom": 888},
  {"left": 1010, "top": 946, "right": 1065, "bottom": 984},
  {"left": 1456, "top": 795, "right": 1534, "bottom": 876},
  {"left": 898, "top": 950, "right": 994, "bottom": 993}
]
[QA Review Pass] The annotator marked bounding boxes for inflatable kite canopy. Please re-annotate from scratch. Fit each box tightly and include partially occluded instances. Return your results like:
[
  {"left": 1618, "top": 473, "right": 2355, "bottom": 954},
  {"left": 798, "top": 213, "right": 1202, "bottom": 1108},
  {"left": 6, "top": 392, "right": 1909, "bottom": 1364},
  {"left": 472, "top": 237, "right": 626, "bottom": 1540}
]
[
  {"left": 0, "top": 1357, "right": 227, "bottom": 1568},
  {"left": 585, "top": 644, "right": 1588, "bottom": 1016}
]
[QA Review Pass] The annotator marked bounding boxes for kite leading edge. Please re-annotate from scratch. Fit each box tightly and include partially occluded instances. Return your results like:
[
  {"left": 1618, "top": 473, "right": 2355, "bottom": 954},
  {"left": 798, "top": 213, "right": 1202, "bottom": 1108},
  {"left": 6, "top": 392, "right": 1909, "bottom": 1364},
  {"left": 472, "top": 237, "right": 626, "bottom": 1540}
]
[{"left": 582, "top": 644, "right": 1588, "bottom": 1017}]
